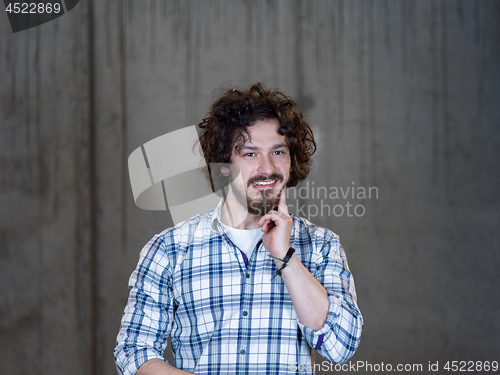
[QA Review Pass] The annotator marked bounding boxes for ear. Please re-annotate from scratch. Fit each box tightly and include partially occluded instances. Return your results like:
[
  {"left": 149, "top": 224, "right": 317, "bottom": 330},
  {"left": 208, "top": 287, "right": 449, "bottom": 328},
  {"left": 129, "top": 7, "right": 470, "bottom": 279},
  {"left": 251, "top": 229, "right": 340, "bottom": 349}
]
[{"left": 221, "top": 166, "right": 230, "bottom": 176}]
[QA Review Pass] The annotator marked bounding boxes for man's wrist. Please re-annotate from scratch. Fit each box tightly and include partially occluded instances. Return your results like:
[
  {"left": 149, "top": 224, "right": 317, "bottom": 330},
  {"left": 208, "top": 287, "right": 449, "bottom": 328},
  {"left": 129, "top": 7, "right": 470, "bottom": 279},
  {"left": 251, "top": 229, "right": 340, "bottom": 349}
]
[
  {"left": 275, "top": 247, "right": 295, "bottom": 276},
  {"left": 268, "top": 244, "right": 290, "bottom": 259}
]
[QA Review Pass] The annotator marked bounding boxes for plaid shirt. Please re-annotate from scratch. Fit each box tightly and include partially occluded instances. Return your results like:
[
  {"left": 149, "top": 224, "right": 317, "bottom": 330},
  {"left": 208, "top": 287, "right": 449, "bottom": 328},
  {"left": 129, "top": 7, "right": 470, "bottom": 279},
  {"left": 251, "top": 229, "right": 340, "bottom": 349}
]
[{"left": 114, "top": 201, "right": 362, "bottom": 375}]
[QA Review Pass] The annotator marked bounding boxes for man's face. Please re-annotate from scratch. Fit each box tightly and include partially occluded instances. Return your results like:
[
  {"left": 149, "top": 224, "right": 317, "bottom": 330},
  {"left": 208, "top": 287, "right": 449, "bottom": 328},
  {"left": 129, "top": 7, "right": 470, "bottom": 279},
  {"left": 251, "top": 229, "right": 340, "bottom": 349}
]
[{"left": 229, "top": 118, "right": 291, "bottom": 216}]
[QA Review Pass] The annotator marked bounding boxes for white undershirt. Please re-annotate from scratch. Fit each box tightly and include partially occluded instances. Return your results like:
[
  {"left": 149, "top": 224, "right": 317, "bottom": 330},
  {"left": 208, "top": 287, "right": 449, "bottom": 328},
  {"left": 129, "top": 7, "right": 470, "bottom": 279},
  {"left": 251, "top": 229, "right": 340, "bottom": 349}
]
[{"left": 219, "top": 221, "right": 263, "bottom": 260}]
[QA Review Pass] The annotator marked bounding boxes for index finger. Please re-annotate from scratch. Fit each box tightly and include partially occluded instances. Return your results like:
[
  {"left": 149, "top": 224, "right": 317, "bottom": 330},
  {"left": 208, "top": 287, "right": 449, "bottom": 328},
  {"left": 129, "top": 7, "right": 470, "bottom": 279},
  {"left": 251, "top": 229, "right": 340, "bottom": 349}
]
[{"left": 278, "top": 186, "right": 288, "bottom": 214}]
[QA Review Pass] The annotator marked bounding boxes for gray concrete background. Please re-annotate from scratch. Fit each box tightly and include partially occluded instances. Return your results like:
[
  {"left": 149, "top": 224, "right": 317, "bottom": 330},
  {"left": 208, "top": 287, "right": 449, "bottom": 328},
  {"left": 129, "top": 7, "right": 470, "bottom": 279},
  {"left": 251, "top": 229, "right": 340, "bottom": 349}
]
[{"left": 1, "top": 1, "right": 499, "bottom": 374}]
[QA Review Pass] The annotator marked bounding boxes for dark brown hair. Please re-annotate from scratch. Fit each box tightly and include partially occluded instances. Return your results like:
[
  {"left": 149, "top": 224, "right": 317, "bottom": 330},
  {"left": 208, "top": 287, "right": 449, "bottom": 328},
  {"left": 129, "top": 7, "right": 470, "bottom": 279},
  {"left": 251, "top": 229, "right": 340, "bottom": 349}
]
[{"left": 198, "top": 83, "right": 316, "bottom": 191}]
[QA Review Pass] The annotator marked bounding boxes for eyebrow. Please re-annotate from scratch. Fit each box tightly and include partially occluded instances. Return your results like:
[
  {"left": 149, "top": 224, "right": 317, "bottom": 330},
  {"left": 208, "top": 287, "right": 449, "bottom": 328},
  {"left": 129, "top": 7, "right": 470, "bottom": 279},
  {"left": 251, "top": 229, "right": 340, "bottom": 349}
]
[{"left": 238, "top": 142, "right": 288, "bottom": 152}]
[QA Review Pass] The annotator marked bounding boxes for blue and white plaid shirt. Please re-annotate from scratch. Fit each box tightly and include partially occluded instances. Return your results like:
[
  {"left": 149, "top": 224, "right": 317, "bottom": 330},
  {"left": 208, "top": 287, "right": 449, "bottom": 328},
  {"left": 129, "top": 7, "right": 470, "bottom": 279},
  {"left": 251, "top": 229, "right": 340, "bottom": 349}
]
[{"left": 114, "top": 200, "right": 363, "bottom": 375}]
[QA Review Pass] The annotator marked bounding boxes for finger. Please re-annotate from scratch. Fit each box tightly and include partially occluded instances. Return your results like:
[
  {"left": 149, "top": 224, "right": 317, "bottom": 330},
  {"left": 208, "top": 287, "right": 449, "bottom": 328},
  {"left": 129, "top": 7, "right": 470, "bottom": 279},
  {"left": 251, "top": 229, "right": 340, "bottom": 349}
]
[
  {"left": 262, "top": 220, "right": 273, "bottom": 233},
  {"left": 258, "top": 215, "right": 272, "bottom": 227},
  {"left": 260, "top": 217, "right": 275, "bottom": 233},
  {"left": 258, "top": 210, "right": 281, "bottom": 223},
  {"left": 260, "top": 210, "right": 286, "bottom": 227},
  {"left": 258, "top": 215, "right": 268, "bottom": 227},
  {"left": 278, "top": 186, "right": 288, "bottom": 214}
]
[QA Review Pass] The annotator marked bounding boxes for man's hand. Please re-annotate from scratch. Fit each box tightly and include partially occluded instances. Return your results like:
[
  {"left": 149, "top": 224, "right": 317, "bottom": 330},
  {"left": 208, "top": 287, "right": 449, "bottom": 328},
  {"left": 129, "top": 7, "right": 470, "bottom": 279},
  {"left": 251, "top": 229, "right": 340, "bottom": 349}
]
[
  {"left": 258, "top": 186, "right": 329, "bottom": 331},
  {"left": 258, "top": 187, "right": 293, "bottom": 259}
]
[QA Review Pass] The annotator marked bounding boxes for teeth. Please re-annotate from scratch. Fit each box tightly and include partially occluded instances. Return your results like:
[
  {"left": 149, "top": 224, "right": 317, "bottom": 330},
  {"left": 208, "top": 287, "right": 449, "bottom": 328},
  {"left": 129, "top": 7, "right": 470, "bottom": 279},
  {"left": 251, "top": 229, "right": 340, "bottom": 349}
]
[{"left": 253, "top": 180, "right": 275, "bottom": 186}]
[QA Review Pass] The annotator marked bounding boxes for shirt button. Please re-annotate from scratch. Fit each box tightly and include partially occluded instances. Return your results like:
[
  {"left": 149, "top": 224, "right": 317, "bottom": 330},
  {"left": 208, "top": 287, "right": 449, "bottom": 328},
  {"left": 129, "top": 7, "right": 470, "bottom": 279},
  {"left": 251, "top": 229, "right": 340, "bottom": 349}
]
[
  {"left": 240, "top": 349, "right": 246, "bottom": 355},
  {"left": 246, "top": 273, "right": 250, "bottom": 278},
  {"left": 242, "top": 311, "right": 248, "bottom": 316}
]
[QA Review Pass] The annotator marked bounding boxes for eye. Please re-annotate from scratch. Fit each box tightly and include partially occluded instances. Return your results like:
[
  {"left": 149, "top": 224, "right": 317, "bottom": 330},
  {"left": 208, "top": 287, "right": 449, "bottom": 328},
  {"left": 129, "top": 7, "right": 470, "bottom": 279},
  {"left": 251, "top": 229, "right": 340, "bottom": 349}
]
[
  {"left": 245, "top": 152, "right": 255, "bottom": 157},
  {"left": 273, "top": 150, "right": 284, "bottom": 155}
]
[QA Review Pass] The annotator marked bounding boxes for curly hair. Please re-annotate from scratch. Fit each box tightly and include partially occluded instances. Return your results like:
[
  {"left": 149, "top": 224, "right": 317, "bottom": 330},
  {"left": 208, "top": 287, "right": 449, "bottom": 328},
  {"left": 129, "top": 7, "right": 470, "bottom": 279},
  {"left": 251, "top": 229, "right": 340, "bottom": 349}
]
[{"left": 198, "top": 83, "right": 316, "bottom": 191}]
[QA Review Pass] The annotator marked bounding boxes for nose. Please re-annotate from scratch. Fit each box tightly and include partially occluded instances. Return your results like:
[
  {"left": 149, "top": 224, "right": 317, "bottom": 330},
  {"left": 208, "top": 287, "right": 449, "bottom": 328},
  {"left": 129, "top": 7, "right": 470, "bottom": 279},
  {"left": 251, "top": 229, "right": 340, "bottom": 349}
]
[{"left": 257, "top": 154, "right": 275, "bottom": 176}]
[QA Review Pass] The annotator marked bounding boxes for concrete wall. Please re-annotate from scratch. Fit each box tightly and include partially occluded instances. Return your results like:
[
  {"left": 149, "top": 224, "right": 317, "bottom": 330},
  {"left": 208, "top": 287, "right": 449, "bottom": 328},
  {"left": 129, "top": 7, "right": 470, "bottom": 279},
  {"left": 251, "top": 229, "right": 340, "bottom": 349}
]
[{"left": 1, "top": 1, "right": 499, "bottom": 374}]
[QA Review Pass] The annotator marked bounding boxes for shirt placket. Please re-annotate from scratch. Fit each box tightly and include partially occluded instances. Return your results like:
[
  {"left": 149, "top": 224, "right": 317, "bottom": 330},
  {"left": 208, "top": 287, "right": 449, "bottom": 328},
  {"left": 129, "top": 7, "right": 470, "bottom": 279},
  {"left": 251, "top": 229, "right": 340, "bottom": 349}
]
[{"left": 235, "top": 239, "right": 262, "bottom": 374}]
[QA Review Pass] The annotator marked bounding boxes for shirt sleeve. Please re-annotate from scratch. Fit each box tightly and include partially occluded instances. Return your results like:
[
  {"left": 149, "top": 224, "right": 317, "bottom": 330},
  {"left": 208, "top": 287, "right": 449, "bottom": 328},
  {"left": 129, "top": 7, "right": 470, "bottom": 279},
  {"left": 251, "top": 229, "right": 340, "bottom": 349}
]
[
  {"left": 114, "top": 234, "right": 175, "bottom": 375},
  {"left": 297, "top": 234, "right": 363, "bottom": 364}
]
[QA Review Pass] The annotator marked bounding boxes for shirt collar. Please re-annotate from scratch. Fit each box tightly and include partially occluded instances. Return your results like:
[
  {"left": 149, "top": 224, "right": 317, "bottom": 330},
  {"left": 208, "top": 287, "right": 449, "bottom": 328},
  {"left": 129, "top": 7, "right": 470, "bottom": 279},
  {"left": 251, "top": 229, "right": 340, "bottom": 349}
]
[{"left": 210, "top": 198, "right": 225, "bottom": 232}]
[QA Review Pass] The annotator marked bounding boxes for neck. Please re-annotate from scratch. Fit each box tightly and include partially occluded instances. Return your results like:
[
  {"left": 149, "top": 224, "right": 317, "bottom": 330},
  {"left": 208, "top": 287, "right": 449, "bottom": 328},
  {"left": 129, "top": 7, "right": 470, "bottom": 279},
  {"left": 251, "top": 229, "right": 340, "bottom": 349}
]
[{"left": 220, "top": 198, "right": 262, "bottom": 229}]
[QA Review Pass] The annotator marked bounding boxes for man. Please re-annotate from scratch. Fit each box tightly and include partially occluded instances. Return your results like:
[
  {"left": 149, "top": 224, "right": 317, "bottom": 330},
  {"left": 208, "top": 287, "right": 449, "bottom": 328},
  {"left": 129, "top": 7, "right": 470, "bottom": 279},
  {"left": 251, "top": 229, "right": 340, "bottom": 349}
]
[{"left": 114, "top": 83, "right": 363, "bottom": 375}]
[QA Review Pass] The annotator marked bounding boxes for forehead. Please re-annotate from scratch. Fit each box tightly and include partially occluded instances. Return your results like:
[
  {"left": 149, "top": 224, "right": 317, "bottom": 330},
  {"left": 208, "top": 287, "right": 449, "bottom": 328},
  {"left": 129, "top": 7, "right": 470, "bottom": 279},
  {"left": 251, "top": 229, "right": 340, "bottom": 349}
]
[{"left": 236, "top": 118, "right": 285, "bottom": 148}]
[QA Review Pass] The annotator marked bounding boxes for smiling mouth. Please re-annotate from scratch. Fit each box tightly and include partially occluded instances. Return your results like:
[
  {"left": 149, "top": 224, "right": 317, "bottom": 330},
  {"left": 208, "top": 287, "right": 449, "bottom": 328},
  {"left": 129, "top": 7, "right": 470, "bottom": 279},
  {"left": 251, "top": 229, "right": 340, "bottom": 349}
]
[{"left": 252, "top": 179, "right": 277, "bottom": 186}]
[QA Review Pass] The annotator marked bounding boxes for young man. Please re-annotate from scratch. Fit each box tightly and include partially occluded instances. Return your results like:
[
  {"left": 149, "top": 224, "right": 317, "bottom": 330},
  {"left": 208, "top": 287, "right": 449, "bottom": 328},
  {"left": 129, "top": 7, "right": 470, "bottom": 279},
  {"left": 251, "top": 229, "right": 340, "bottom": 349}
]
[{"left": 114, "top": 83, "right": 363, "bottom": 375}]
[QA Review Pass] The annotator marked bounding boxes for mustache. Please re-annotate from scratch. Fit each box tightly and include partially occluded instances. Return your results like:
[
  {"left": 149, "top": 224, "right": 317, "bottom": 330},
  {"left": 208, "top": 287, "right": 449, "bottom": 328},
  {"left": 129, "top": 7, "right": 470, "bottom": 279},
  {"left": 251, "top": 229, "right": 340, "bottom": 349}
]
[{"left": 247, "top": 173, "right": 283, "bottom": 187}]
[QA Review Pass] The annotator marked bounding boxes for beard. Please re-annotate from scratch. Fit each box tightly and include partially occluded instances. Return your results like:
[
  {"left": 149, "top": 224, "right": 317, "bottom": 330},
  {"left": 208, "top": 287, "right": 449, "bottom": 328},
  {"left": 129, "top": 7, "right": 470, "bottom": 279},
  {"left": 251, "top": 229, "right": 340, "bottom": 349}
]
[
  {"left": 247, "top": 188, "right": 281, "bottom": 216},
  {"left": 231, "top": 173, "right": 284, "bottom": 217}
]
